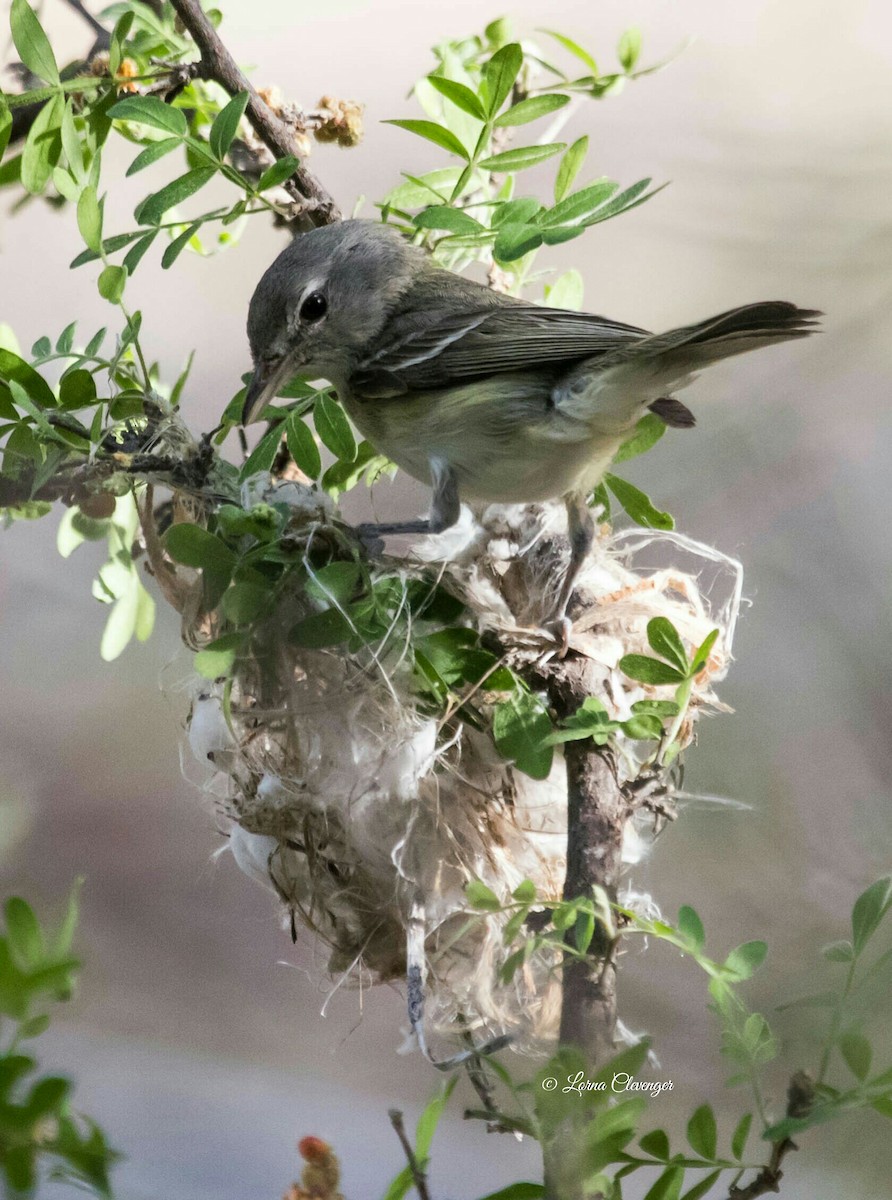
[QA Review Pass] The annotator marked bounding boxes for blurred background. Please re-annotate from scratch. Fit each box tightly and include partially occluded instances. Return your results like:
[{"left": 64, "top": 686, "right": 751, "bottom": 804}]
[{"left": 1, "top": 0, "right": 891, "bottom": 1195}]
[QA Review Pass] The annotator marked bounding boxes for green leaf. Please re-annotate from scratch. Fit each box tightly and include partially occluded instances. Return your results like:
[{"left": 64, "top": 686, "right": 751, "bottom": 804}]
[
  {"left": 209, "top": 90, "right": 250, "bottom": 159},
  {"left": 619, "top": 655, "right": 686, "bottom": 687},
  {"left": 123, "top": 231, "right": 159, "bottom": 275},
  {"left": 639, "top": 1128, "right": 670, "bottom": 1160},
  {"left": 289, "top": 607, "right": 353, "bottom": 648},
  {"left": 554, "top": 136, "right": 588, "bottom": 203},
  {"left": 240, "top": 421, "right": 284, "bottom": 479},
  {"left": 0, "top": 349, "right": 56, "bottom": 408},
  {"left": 852, "top": 877, "right": 892, "bottom": 955},
  {"left": 109, "top": 9, "right": 135, "bottom": 75},
  {"left": 55, "top": 322, "right": 76, "bottom": 354},
  {"left": 414, "top": 205, "right": 482, "bottom": 234},
  {"left": 686, "top": 1105, "right": 717, "bottom": 1159},
  {"left": 491, "top": 197, "right": 542, "bottom": 227},
  {"left": 690, "top": 629, "right": 720, "bottom": 675},
  {"left": 286, "top": 412, "right": 321, "bottom": 479},
  {"left": 21, "top": 91, "right": 63, "bottom": 194},
  {"left": 680, "top": 1170, "right": 721, "bottom": 1200},
  {"left": 11, "top": 0, "right": 60, "bottom": 84},
  {"left": 4, "top": 897, "right": 44, "bottom": 967},
  {"left": 416, "top": 1077, "right": 457, "bottom": 1161},
  {"left": 384, "top": 119, "right": 470, "bottom": 160},
  {"left": 0, "top": 98, "right": 13, "bottom": 164},
  {"left": 540, "top": 29, "right": 598, "bottom": 76},
  {"left": 161, "top": 221, "right": 201, "bottom": 269},
  {"left": 605, "top": 473, "right": 674, "bottom": 530},
  {"left": 60, "top": 100, "right": 83, "bottom": 180},
  {"left": 724, "top": 941, "right": 768, "bottom": 980},
  {"left": 97, "top": 265, "right": 128, "bottom": 303},
  {"left": 466, "top": 880, "right": 501, "bottom": 911},
  {"left": 108, "top": 95, "right": 187, "bottom": 136},
  {"left": 479, "top": 143, "right": 565, "bottom": 172},
  {"left": 221, "top": 582, "right": 271, "bottom": 625},
  {"left": 586, "top": 178, "right": 662, "bottom": 225},
  {"left": 482, "top": 42, "right": 524, "bottom": 116},
  {"left": 18, "top": 1013, "right": 51, "bottom": 1039},
  {"left": 76, "top": 186, "right": 103, "bottom": 253},
  {"left": 494, "top": 94, "right": 570, "bottom": 127},
  {"left": 165, "top": 523, "right": 235, "bottom": 571},
  {"left": 135, "top": 167, "right": 216, "bottom": 224},
  {"left": 823, "top": 939, "right": 855, "bottom": 962},
  {"left": 126, "top": 136, "right": 182, "bottom": 176},
  {"left": 314, "top": 394, "right": 356, "bottom": 462},
  {"left": 493, "top": 692, "right": 554, "bottom": 780},
  {"left": 678, "top": 905, "right": 706, "bottom": 950},
  {"left": 731, "top": 1112, "right": 752, "bottom": 1159},
  {"left": 544, "top": 269, "right": 583, "bottom": 312},
  {"left": 256, "top": 154, "right": 299, "bottom": 190},
  {"left": 426, "top": 76, "right": 486, "bottom": 121},
  {"left": 305, "top": 562, "right": 362, "bottom": 607},
  {"left": 58, "top": 369, "right": 97, "bottom": 410},
  {"left": 645, "top": 618, "right": 690, "bottom": 675},
  {"left": 839, "top": 1031, "right": 872, "bottom": 1081},
  {"left": 643, "top": 1165, "right": 684, "bottom": 1200},
  {"left": 494, "top": 222, "right": 544, "bottom": 263},
  {"left": 194, "top": 632, "right": 243, "bottom": 679},
  {"left": 614, "top": 413, "right": 666, "bottom": 463},
  {"left": 621, "top": 714, "right": 663, "bottom": 740},
  {"left": 618, "top": 27, "right": 643, "bottom": 73},
  {"left": 541, "top": 180, "right": 619, "bottom": 228},
  {"left": 513, "top": 879, "right": 537, "bottom": 903}
]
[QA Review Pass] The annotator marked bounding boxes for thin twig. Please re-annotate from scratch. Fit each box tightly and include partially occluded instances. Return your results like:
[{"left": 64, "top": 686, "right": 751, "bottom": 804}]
[
  {"left": 727, "top": 1137, "right": 795, "bottom": 1199},
  {"left": 388, "top": 1109, "right": 432, "bottom": 1200},
  {"left": 726, "top": 1072, "right": 813, "bottom": 1199},
  {"left": 167, "top": 0, "right": 340, "bottom": 224}
]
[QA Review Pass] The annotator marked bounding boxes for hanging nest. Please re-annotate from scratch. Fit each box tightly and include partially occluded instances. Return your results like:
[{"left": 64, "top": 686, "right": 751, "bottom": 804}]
[{"left": 159, "top": 474, "right": 740, "bottom": 1057}]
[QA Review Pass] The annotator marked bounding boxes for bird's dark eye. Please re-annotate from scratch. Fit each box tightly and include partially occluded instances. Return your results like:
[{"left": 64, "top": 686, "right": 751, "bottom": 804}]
[{"left": 300, "top": 291, "right": 328, "bottom": 322}]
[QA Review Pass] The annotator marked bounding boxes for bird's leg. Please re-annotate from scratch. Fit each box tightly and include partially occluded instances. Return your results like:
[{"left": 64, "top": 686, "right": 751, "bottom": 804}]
[
  {"left": 552, "top": 493, "right": 595, "bottom": 653},
  {"left": 356, "top": 457, "right": 460, "bottom": 547}
]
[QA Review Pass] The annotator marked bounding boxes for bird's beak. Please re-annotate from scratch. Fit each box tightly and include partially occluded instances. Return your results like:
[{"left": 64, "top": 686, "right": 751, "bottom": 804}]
[{"left": 241, "top": 359, "right": 283, "bottom": 425}]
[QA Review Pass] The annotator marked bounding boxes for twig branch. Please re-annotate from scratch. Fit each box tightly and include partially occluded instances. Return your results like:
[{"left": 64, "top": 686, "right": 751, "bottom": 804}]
[
  {"left": 531, "top": 656, "right": 625, "bottom": 1065},
  {"left": 727, "top": 1137, "right": 795, "bottom": 1200},
  {"left": 62, "top": 0, "right": 107, "bottom": 41},
  {"left": 725, "top": 1072, "right": 812, "bottom": 1199},
  {"left": 167, "top": 0, "right": 340, "bottom": 224},
  {"left": 388, "top": 1109, "right": 432, "bottom": 1200}
]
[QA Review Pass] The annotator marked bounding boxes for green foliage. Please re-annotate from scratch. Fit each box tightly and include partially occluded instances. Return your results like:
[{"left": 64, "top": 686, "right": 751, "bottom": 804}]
[{"left": 0, "top": 887, "right": 119, "bottom": 1196}]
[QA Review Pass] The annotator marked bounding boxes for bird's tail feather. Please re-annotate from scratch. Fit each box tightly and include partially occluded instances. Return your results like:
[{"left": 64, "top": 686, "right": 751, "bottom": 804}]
[
  {"left": 623, "top": 301, "right": 821, "bottom": 371},
  {"left": 566, "top": 302, "right": 821, "bottom": 434}
]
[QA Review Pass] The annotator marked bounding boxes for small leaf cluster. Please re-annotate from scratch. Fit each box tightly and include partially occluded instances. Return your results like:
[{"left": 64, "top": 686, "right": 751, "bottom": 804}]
[
  {"left": 0, "top": 887, "right": 118, "bottom": 1197},
  {"left": 767, "top": 877, "right": 892, "bottom": 1140},
  {"left": 381, "top": 23, "right": 665, "bottom": 269},
  {"left": 467, "top": 878, "right": 615, "bottom": 986},
  {"left": 619, "top": 618, "right": 719, "bottom": 765}
]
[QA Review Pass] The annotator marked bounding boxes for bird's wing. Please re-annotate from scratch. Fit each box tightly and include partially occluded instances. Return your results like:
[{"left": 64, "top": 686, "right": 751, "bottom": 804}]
[{"left": 350, "top": 303, "right": 648, "bottom": 397}]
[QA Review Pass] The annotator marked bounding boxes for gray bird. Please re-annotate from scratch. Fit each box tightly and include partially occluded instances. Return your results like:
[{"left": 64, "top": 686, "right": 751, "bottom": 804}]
[{"left": 243, "top": 219, "right": 818, "bottom": 633}]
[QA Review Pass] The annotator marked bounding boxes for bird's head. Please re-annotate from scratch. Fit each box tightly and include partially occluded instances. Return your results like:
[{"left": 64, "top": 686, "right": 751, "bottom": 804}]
[{"left": 242, "top": 219, "right": 422, "bottom": 423}]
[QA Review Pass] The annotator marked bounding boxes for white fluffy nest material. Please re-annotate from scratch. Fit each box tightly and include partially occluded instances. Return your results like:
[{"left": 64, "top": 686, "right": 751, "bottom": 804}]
[{"left": 183, "top": 482, "right": 741, "bottom": 1056}]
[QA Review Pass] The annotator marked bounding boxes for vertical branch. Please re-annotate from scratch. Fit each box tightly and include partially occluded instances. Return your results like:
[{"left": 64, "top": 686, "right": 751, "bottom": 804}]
[
  {"left": 167, "top": 0, "right": 341, "bottom": 223},
  {"left": 535, "top": 657, "right": 626, "bottom": 1065}
]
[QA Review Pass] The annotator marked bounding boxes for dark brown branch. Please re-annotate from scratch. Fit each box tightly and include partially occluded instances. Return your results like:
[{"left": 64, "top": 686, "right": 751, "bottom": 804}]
[
  {"left": 727, "top": 1137, "right": 795, "bottom": 1200},
  {"left": 167, "top": 0, "right": 340, "bottom": 225},
  {"left": 532, "top": 656, "right": 626, "bottom": 1066},
  {"left": 388, "top": 1109, "right": 432, "bottom": 1200},
  {"left": 726, "top": 1072, "right": 812, "bottom": 1199}
]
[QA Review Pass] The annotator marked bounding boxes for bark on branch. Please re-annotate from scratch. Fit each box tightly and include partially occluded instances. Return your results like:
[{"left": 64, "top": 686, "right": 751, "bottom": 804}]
[{"left": 167, "top": 0, "right": 341, "bottom": 224}]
